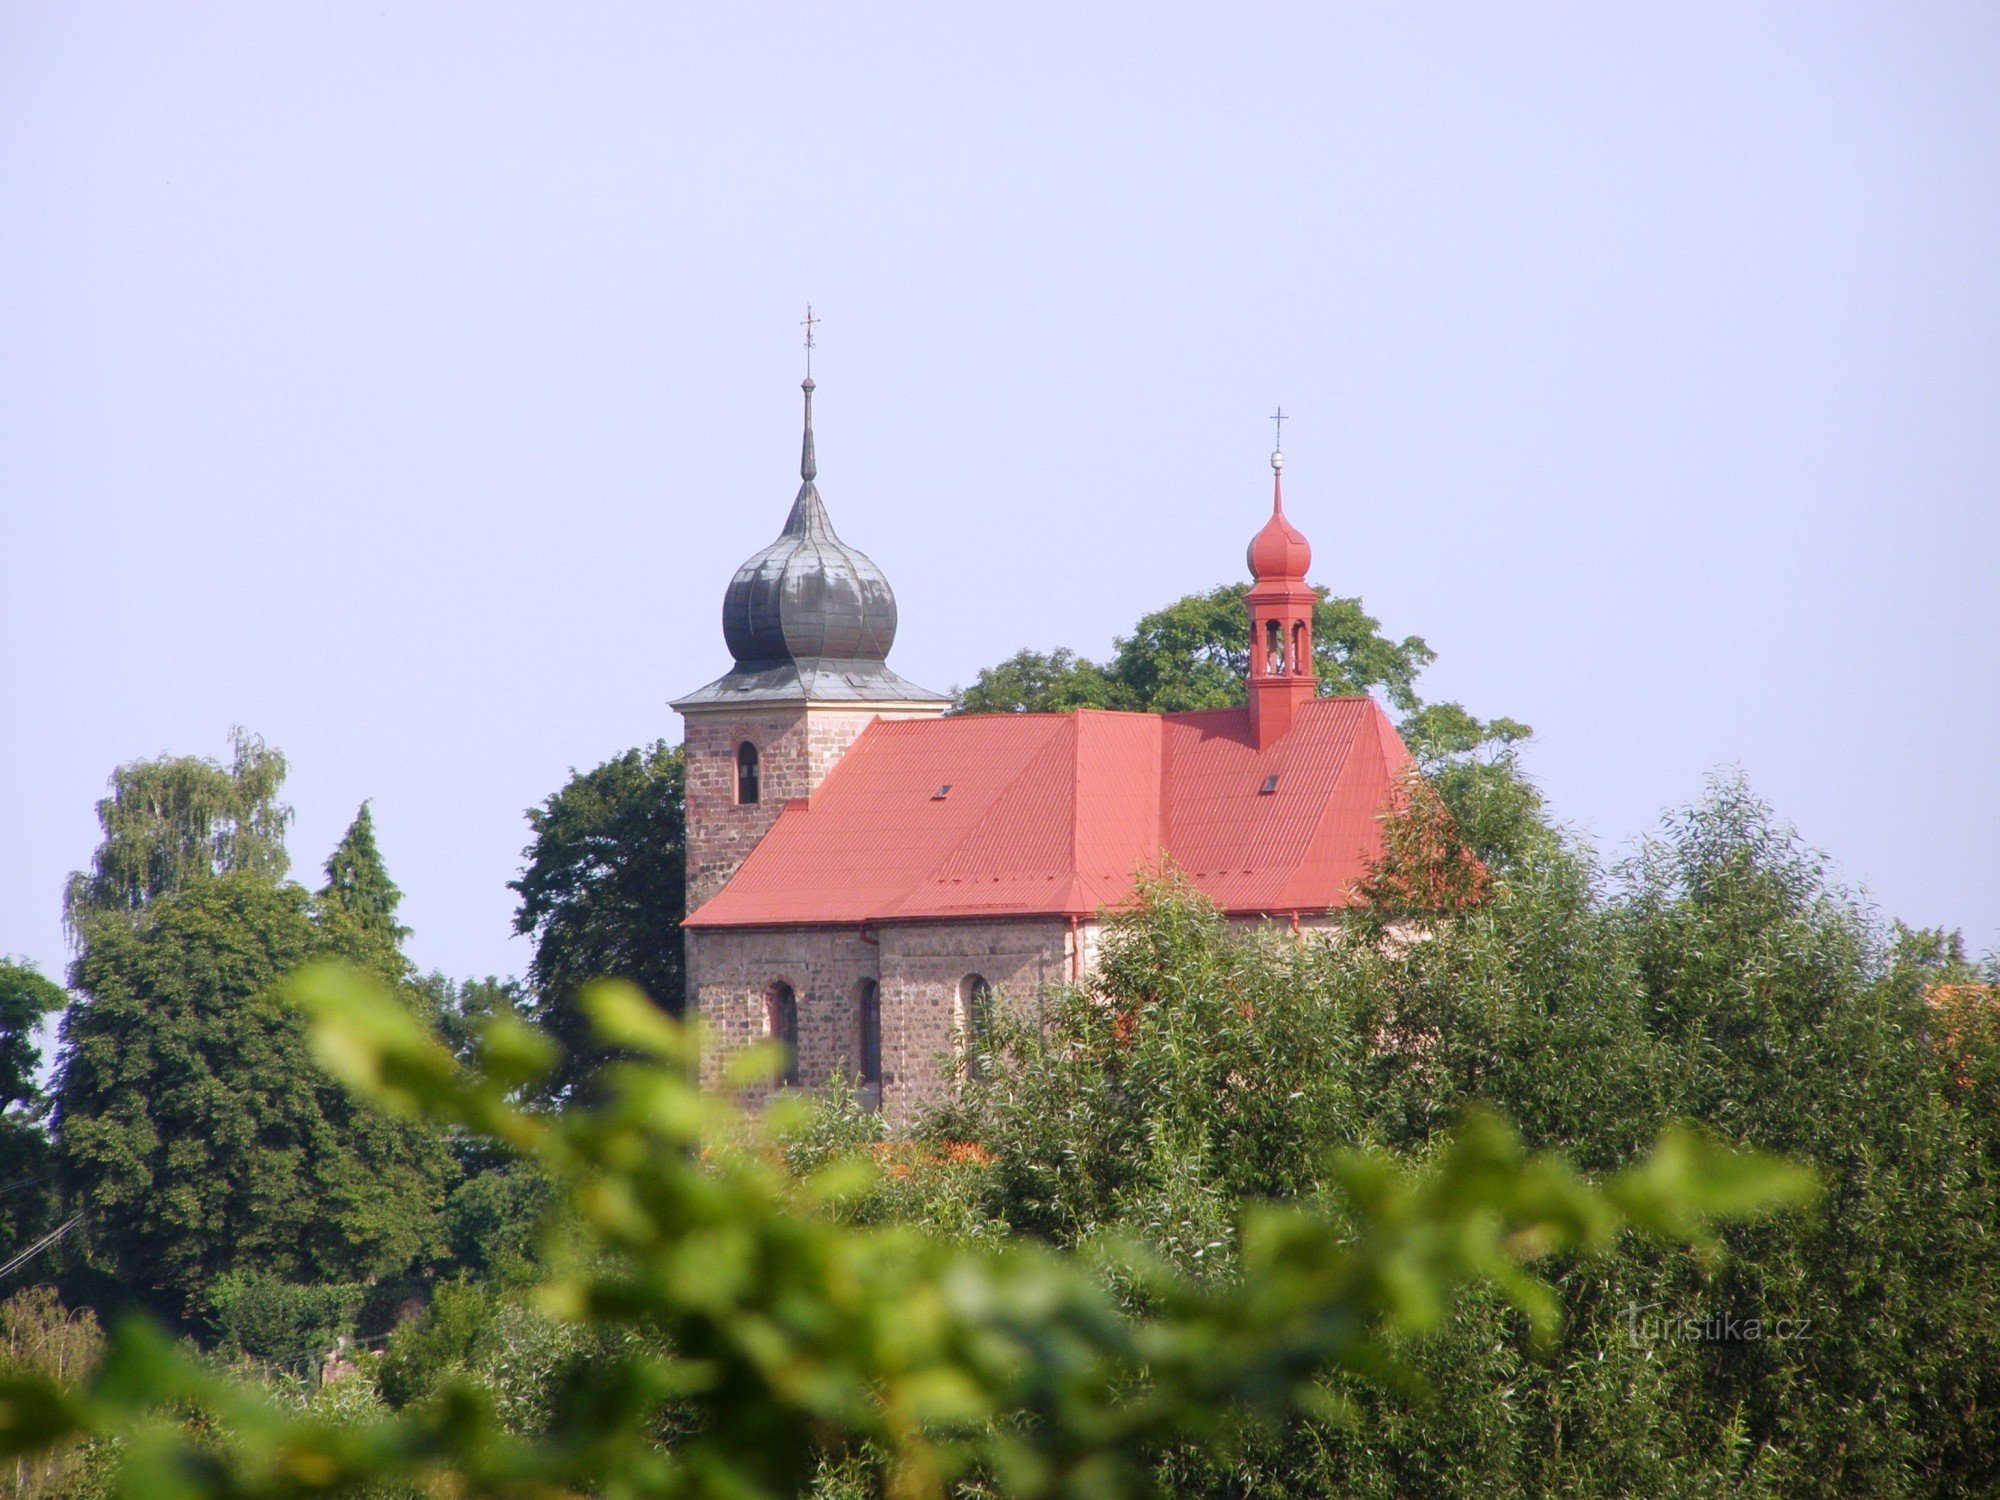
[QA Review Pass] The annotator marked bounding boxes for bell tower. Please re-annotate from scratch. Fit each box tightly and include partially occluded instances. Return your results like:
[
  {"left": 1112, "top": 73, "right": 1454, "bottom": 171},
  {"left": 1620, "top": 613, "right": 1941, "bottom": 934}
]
[
  {"left": 672, "top": 365, "right": 948, "bottom": 911},
  {"left": 1244, "top": 443, "right": 1318, "bottom": 749}
]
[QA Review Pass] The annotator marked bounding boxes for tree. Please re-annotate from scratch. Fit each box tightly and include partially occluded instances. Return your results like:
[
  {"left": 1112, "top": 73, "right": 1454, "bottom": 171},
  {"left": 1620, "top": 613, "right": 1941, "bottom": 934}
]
[
  {"left": 52, "top": 874, "right": 449, "bottom": 1320},
  {"left": 954, "top": 585, "right": 1441, "bottom": 715},
  {"left": 0, "top": 966, "right": 1810, "bottom": 1498},
  {"left": 62, "top": 728, "right": 291, "bottom": 938},
  {"left": 921, "top": 786, "right": 2000, "bottom": 1497},
  {"left": 511, "top": 741, "right": 686, "bottom": 1099},
  {"left": 0, "top": 961, "right": 65, "bottom": 1246},
  {"left": 53, "top": 738, "right": 447, "bottom": 1322},
  {"left": 0, "top": 1286, "right": 105, "bottom": 1498},
  {"left": 952, "top": 647, "right": 1126, "bottom": 715},
  {"left": 314, "top": 802, "right": 410, "bottom": 982},
  {"left": 1352, "top": 765, "right": 1493, "bottom": 919}
]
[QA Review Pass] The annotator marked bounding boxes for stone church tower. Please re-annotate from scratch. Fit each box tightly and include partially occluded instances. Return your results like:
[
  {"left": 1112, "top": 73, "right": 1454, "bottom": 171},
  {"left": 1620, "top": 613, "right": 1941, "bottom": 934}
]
[{"left": 670, "top": 377, "right": 949, "bottom": 910}]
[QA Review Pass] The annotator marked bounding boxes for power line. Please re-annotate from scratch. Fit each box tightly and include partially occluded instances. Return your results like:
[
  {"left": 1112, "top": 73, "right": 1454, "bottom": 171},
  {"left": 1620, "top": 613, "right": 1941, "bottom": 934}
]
[{"left": 0, "top": 1216, "right": 78, "bottom": 1281}]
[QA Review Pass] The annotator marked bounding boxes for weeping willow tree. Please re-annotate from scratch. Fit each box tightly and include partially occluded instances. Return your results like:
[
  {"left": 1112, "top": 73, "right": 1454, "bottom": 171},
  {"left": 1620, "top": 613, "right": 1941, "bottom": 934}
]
[{"left": 61, "top": 727, "right": 292, "bottom": 937}]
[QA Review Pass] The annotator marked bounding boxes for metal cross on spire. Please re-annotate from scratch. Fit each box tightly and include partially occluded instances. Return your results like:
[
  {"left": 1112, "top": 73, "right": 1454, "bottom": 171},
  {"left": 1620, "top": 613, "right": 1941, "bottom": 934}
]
[
  {"left": 1270, "top": 405, "right": 1286, "bottom": 452},
  {"left": 801, "top": 304, "right": 819, "bottom": 378}
]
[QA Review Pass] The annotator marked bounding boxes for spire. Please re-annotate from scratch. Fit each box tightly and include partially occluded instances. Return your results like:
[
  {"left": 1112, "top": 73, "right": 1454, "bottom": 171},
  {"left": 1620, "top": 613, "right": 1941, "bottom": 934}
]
[
  {"left": 799, "top": 303, "right": 820, "bottom": 483},
  {"left": 1269, "top": 404, "right": 1286, "bottom": 514},
  {"left": 1247, "top": 430, "right": 1311, "bottom": 583},
  {"left": 800, "top": 377, "right": 818, "bottom": 483}
]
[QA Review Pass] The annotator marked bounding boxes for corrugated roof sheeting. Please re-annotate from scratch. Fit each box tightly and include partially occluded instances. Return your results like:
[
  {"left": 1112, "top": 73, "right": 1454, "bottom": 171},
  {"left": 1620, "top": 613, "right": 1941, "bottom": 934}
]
[{"left": 684, "top": 698, "right": 1408, "bottom": 928}]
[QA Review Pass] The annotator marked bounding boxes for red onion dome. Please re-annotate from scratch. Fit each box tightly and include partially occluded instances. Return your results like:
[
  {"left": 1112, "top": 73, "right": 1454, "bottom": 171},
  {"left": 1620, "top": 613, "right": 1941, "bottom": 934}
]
[{"left": 1246, "top": 449, "right": 1312, "bottom": 579}]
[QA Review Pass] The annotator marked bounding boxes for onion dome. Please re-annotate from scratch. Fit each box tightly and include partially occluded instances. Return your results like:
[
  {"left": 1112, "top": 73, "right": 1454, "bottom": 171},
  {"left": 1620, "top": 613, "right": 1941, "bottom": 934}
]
[
  {"left": 720, "top": 378, "right": 899, "bottom": 666},
  {"left": 674, "top": 374, "right": 946, "bottom": 711},
  {"left": 1246, "top": 448, "right": 1312, "bottom": 580}
]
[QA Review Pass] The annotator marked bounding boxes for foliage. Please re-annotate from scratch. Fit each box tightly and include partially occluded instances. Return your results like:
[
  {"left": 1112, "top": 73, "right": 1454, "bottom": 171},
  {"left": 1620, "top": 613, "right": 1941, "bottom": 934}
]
[
  {"left": 371, "top": 1281, "right": 495, "bottom": 1411},
  {"left": 440, "top": 1167, "right": 552, "bottom": 1283},
  {"left": 947, "top": 648, "right": 1122, "bottom": 717},
  {"left": 0, "top": 1287, "right": 106, "bottom": 1497},
  {"left": 932, "top": 780, "right": 2000, "bottom": 1498},
  {"left": 63, "top": 728, "right": 292, "bottom": 938},
  {"left": 511, "top": 741, "right": 687, "bottom": 1099},
  {"left": 0, "top": 967, "right": 1809, "bottom": 1499},
  {"left": 1396, "top": 701, "right": 1551, "bottom": 875},
  {"left": 53, "top": 873, "right": 451, "bottom": 1322},
  {"left": 314, "top": 805, "right": 410, "bottom": 983},
  {"left": 206, "top": 1273, "right": 365, "bottom": 1372},
  {"left": 417, "top": 973, "right": 531, "bottom": 1070},
  {"left": 954, "top": 585, "right": 1437, "bottom": 715},
  {"left": 1352, "top": 766, "right": 1492, "bottom": 919},
  {"left": 0, "top": 960, "right": 66, "bottom": 1246}
]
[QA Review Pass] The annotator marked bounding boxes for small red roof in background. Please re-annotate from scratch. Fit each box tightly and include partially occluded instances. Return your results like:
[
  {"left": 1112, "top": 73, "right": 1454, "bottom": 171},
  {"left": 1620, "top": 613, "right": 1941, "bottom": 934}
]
[{"left": 685, "top": 697, "right": 1414, "bottom": 929}]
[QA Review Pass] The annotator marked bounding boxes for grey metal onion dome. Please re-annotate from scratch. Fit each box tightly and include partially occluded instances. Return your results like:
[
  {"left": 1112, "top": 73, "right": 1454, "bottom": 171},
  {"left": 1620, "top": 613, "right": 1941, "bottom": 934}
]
[
  {"left": 720, "top": 378, "right": 899, "bottom": 666},
  {"left": 673, "top": 378, "right": 947, "bottom": 711}
]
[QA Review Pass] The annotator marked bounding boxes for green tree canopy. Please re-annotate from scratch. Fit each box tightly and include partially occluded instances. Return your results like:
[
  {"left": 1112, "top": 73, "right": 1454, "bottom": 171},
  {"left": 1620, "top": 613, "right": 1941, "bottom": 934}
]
[
  {"left": 53, "top": 873, "right": 450, "bottom": 1320},
  {"left": 925, "top": 780, "right": 2000, "bottom": 1497},
  {"left": 0, "top": 959, "right": 66, "bottom": 1246},
  {"left": 62, "top": 728, "right": 292, "bottom": 938},
  {"left": 0, "top": 964, "right": 1811, "bottom": 1499},
  {"left": 0, "top": 961, "right": 63, "bottom": 1126},
  {"left": 53, "top": 739, "right": 447, "bottom": 1322},
  {"left": 511, "top": 741, "right": 686, "bottom": 1100},
  {"left": 314, "top": 802, "right": 411, "bottom": 982},
  {"left": 954, "top": 585, "right": 1446, "bottom": 715}
]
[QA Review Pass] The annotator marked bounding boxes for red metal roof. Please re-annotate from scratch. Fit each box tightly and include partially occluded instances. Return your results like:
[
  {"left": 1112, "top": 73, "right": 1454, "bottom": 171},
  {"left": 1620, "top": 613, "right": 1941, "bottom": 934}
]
[{"left": 683, "top": 698, "right": 1413, "bottom": 929}]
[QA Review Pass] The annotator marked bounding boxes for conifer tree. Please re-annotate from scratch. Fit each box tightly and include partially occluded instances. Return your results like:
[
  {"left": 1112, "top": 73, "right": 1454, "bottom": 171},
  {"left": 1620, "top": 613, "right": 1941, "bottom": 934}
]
[{"left": 315, "top": 802, "right": 411, "bottom": 981}]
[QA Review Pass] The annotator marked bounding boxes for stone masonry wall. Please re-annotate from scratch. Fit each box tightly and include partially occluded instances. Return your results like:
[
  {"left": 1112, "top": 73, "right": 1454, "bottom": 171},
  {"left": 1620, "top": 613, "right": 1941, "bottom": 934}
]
[
  {"left": 688, "top": 917, "right": 1083, "bottom": 1124},
  {"left": 686, "top": 924, "right": 881, "bottom": 1098},
  {"left": 688, "top": 914, "right": 1360, "bottom": 1124},
  {"left": 877, "top": 918, "right": 1075, "bottom": 1124},
  {"left": 682, "top": 706, "right": 809, "bottom": 911}
]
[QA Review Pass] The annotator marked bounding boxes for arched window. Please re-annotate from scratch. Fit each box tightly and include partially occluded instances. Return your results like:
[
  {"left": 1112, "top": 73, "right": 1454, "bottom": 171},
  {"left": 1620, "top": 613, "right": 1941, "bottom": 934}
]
[
  {"left": 736, "top": 742, "right": 760, "bottom": 805},
  {"left": 1263, "top": 619, "right": 1284, "bottom": 674},
  {"left": 765, "top": 981, "right": 798, "bottom": 1086},
  {"left": 957, "top": 974, "right": 995, "bottom": 1081},
  {"left": 1292, "top": 620, "right": 1308, "bottom": 675},
  {"left": 852, "top": 978, "right": 881, "bottom": 1091}
]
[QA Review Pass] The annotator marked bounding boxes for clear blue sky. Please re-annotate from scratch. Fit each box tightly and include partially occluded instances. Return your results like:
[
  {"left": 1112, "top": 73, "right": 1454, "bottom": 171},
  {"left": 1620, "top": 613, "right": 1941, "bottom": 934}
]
[{"left": 3, "top": 2, "right": 1995, "bottom": 993}]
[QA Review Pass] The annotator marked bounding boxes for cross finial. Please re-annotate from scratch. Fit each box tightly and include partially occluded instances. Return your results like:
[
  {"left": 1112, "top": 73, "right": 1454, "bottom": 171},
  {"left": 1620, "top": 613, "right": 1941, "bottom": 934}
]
[
  {"left": 801, "top": 303, "right": 819, "bottom": 377},
  {"left": 1270, "top": 405, "right": 1286, "bottom": 451}
]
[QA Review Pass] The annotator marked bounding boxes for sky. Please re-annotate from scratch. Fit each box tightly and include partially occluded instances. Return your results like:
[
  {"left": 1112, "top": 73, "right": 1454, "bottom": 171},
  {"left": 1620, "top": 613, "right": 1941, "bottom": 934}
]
[{"left": 3, "top": 2, "right": 1996, "bottom": 1001}]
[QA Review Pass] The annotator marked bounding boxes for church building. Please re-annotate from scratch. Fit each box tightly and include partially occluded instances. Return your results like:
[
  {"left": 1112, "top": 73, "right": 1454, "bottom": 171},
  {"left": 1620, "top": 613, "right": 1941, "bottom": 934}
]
[{"left": 674, "top": 376, "right": 1413, "bottom": 1122}]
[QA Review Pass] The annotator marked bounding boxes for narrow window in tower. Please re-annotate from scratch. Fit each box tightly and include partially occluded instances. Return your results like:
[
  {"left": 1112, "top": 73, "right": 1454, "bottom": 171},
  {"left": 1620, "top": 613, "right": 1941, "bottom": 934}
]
[
  {"left": 853, "top": 978, "right": 882, "bottom": 1093},
  {"left": 736, "top": 742, "right": 760, "bottom": 805},
  {"left": 1292, "top": 620, "right": 1308, "bottom": 675},
  {"left": 1264, "top": 619, "right": 1284, "bottom": 673},
  {"left": 765, "top": 980, "right": 799, "bottom": 1086}
]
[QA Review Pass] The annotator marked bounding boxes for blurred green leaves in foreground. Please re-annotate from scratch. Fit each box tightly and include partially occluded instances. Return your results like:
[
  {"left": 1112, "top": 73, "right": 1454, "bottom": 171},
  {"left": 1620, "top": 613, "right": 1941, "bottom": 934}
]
[{"left": 0, "top": 966, "right": 1815, "bottom": 1500}]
